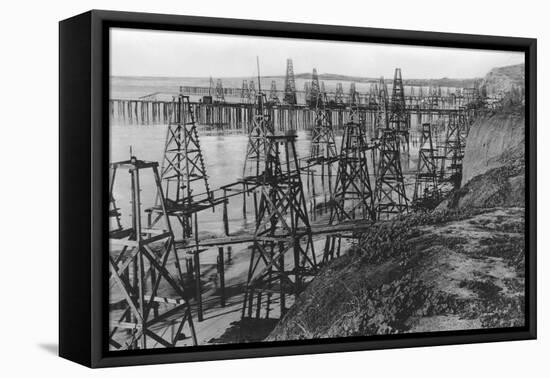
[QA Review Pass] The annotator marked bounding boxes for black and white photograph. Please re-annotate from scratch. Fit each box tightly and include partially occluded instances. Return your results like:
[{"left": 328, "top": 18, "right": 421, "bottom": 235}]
[{"left": 107, "top": 27, "right": 527, "bottom": 351}]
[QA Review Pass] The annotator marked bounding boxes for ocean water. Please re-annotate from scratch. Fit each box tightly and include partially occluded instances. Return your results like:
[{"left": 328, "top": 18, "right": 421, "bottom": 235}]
[{"left": 110, "top": 124, "right": 342, "bottom": 237}]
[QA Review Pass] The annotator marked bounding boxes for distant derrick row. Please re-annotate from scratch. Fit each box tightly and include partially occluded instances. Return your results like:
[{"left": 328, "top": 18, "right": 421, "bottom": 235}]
[{"left": 108, "top": 62, "right": 482, "bottom": 349}]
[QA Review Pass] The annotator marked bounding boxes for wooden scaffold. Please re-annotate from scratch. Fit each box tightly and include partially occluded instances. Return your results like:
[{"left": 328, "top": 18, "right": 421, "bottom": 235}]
[
  {"left": 241, "top": 134, "right": 317, "bottom": 319},
  {"left": 147, "top": 92, "right": 225, "bottom": 322},
  {"left": 323, "top": 106, "right": 376, "bottom": 263},
  {"left": 374, "top": 127, "right": 409, "bottom": 219},
  {"left": 439, "top": 108, "right": 469, "bottom": 188},
  {"left": 412, "top": 123, "right": 440, "bottom": 210},
  {"left": 108, "top": 157, "right": 197, "bottom": 350}
]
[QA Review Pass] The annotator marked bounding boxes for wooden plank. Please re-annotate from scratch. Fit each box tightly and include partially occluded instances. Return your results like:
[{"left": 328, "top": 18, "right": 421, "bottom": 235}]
[{"left": 109, "top": 321, "right": 143, "bottom": 330}]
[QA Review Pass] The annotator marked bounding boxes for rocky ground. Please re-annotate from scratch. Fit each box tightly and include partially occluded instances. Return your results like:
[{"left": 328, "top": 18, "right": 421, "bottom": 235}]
[{"left": 267, "top": 207, "right": 525, "bottom": 341}]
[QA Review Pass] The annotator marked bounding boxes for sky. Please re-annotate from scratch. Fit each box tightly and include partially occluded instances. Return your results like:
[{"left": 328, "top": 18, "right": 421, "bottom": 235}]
[{"left": 110, "top": 28, "right": 524, "bottom": 80}]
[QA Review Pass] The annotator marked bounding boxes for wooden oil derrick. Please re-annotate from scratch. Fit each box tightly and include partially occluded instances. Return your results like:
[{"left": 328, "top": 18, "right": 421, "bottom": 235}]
[
  {"left": 215, "top": 79, "right": 225, "bottom": 102},
  {"left": 109, "top": 157, "right": 197, "bottom": 350},
  {"left": 389, "top": 68, "right": 410, "bottom": 136},
  {"left": 324, "top": 110, "right": 376, "bottom": 262},
  {"left": 310, "top": 93, "right": 337, "bottom": 163},
  {"left": 349, "top": 82, "right": 359, "bottom": 105},
  {"left": 148, "top": 94, "right": 215, "bottom": 237},
  {"left": 440, "top": 110, "right": 468, "bottom": 188},
  {"left": 374, "top": 127, "right": 409, "bottom": 219},
  {"left": 389, "top": 68, "right": 411, "bottom": 173},
  {"left": 335, "top": 82, "right": 345, "bottom": 105},
  {"left": 242, "top": 134, "right": 316, "bottom": 319},
  {"left": 367, "top": 84, "right": 378, "bottom": 105},
  {"left": 374, "top": 77, "right": 390, "bottom": 138},
  {"left": 283, "top": 58, "right": 297, "bottom": 105},
  {"left": 308, "top": 68, "right": 321, "bottom": 107},
  {"left": 249, "top": 80, "right": 257, "bottom": 101},
  {"left": 412, "top": 123, "right": 440, "bottom": 210},
  {"left": 148, "top": 94, "right": 223, "bottom": 322},
  {"left": 241, "top": 80, "right": 251, "bottom": 103},
  {"left": 428, "top": 86, "right": 439, "bottom": 108},
  {"left": 269, "top": 80, "right": 280, "bottom": 104},
  {"left": 243, "top": 92, "right": 274, "bottom": 179},
  {"left": 308, "top": 91, "right": 337, "bottom": 215},
  {"left": 304, "top": 82, "right": 311, "bottom": 105},
  {"left": 320, "top": 81, "right": 326, "bottom": 98},
  {"left": 208, "top": 77, "right": 215, "bottom": 97}
]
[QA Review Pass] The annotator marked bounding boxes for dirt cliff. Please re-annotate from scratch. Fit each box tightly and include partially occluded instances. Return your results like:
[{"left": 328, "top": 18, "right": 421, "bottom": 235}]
[
  {"left": 437, "top": 113, "right": 525, "bottom": 210},
  {"left": 267, "top": 208, "right": 525, "bottom": 340},
  {"left": 462, "top": 113, "right": 524, "bottom": 186}
]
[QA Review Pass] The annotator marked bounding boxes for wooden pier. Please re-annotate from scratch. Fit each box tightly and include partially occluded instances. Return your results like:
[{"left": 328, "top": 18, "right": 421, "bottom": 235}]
[{"left": 109, "top": 98, "right": 471, "bottom": 132}]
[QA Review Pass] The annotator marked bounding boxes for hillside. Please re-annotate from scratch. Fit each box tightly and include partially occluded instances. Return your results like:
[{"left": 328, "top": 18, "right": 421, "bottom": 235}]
[{"left": 268, "top": 207, "right": 525, "bottom": 340}]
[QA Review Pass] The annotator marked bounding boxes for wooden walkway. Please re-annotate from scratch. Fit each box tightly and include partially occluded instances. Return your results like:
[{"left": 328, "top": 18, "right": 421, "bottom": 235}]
[{"left": 175, "top": 219, "right": 372, "bottom": 250}]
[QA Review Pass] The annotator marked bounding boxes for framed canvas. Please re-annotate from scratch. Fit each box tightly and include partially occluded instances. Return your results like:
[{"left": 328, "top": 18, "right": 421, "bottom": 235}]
[{"left": 59, "top": 10, "right": 537, "bottom": 368}]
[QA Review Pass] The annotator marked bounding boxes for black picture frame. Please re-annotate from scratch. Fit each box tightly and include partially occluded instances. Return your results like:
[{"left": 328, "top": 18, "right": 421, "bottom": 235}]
[{"left": 59, "top": 9, "right": 537, "bottom": 368}]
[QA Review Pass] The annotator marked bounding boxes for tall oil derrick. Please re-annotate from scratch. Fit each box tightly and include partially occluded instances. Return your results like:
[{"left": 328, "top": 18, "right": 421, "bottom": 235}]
[
  {"left": 412, "top": 123, "right": 440, "bottom": 210},
  {"left": 215, "top": 79, "right": 225, "bottom": 102},
  {"left": 320, "top": 81, "right": 326, "bottom": 96},
  {"left": 373, "top": 70, "right": 409, "bottom": 218},
  {"left": 440, "top": 109, "right": 467, "bottom": 188},
  {"left": 283, "top": 58, "right": 297, "bottom": 105},
  {"left": 242, "top": 134, "right": 317, "bottom": 319},
  {"left": 269, "top": 80, "right": 280, "bottom": 104},
  {"left": 304, "top": 82, "right": 311, "bottom": 105},
  {"left": 109, "top": 157, "right": 197, "bottom": 350},
  {"left": 389, "top": 68, "right": 411, "bottom": 172},
  {"left": 241, "top": 80, "right": 251, "bottom": 103},
  {"left": 308, "top": 68, "right": 321, "bottom": 107},
  {"left": 242, "top": 91, "right": 274, "bottom": 179},
  {"left": 323, "top": 110, "right": 376, "bottom": 262},
  {"left": 373, "top": 77, "right": 390, "bottom": 138},
  {"left": 429, "top": 85, "right": 439, "bottom": 108},
  {"left": 335, "top": 82, "right": 345, "bottom": 105},
  {"left": 148, "top": 94, "right": 214, "bottom": 239},
  {"left": 310, "top": 92, "right": 338, "bottom": 163},
  {"left": 208, "top": 77, "right": 215, "bottom": 97},
  {"left": 249, "top": 80, "right": 257, "bottom": 102},
  {"left": 349, "top": 82, "right": 360, "bottom": 105},
  {"left": 367, "top": 84, "right": 376, "bottom": 105},
  {"left": 374, "top": 128, "right": 409, "bottom": 219},
  {"left": 389, "top": 68, "right": 410, "bottom": 134}
]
